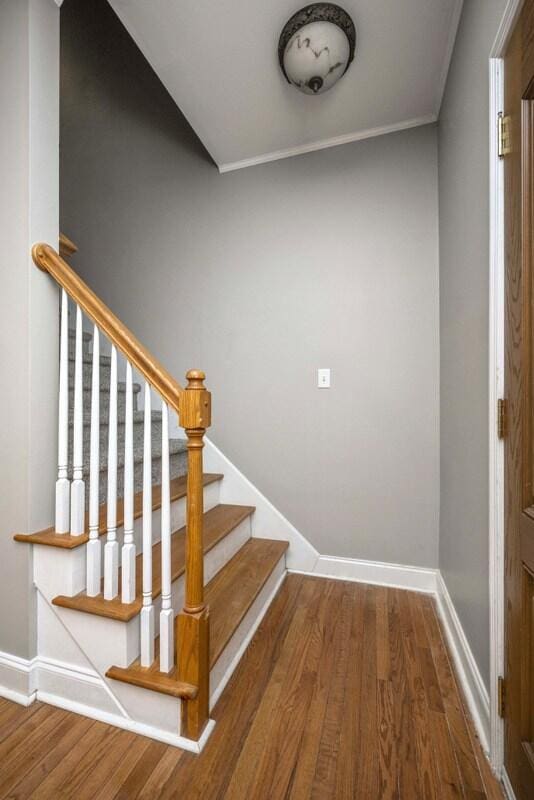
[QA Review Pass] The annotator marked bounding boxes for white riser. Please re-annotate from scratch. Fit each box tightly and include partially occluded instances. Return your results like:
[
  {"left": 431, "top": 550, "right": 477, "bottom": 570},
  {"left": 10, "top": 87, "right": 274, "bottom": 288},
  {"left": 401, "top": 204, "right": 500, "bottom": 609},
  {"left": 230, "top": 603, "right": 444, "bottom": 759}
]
[
  {"left": 33, "top": 481, "right": 221, "bottom": 599},
  {"left": 108, "top": 554, "right": 287, "bottom": 736},
  {"left": 37, "top": 517, "right": 252, "bottom": 674},
  {"left": 98, "top": 479, "right": 221, "bottom": 580},
  {"left": 106, "top": 679, "right": 182, "bottom": 736},
  {"left": 32, "top": 543, "right": 287, "bottom": 747}
]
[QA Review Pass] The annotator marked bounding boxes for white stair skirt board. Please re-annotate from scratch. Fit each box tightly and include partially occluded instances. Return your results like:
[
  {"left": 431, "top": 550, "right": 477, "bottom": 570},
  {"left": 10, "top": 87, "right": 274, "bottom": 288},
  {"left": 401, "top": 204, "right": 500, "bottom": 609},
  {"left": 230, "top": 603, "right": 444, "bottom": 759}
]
[
  {"left": 435, "top": 573, "right": 491, "bottom": 755},
  {"left": 292, "top": 554, "right": 439, "bottom": 594},
  {"left": 203, "top": 437, "right": 318, "bottom": 572},
  {"left": 210, "top": 560, "right": 287, "bottom": 711}
]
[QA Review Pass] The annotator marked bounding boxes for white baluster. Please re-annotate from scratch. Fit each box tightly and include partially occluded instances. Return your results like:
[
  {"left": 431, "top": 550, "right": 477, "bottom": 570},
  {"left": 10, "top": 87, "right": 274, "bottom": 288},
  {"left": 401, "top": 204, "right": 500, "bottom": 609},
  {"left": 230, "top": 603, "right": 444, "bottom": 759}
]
[
  {"left": 140, "top": 383, "right": 154, "bottom": 666},
  {"left": 121, "top": 361, "right": 136, "bottom": 603},
  {"left": 104, "top": 345, "right": 118, "bottom": 600},
  {"left": 56, "top": 289, "right": 70, "bottom": 533},
  {"left": 70, "top": 305, "right": 85, "bottom": 535},
  {"left": 159, "top": 400, "right": 174, "bottom": 673},
  {"left": 86, "top": 325, "right": 101, "bottom": 596}
]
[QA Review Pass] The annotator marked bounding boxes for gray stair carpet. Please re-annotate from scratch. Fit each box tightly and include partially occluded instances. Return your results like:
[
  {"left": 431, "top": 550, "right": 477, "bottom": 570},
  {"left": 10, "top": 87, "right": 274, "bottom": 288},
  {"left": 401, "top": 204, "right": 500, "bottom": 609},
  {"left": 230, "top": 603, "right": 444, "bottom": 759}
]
[{"left": 67, "top": 329, "right": 187, "bottom": 506}]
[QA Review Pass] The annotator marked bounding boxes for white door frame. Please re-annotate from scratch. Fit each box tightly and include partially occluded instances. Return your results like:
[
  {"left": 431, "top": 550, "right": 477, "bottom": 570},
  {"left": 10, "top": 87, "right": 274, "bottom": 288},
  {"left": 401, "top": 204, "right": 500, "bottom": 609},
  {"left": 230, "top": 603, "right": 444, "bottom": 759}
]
[{"left": 488, "top": 0, "right": 524, "bottom": 777}]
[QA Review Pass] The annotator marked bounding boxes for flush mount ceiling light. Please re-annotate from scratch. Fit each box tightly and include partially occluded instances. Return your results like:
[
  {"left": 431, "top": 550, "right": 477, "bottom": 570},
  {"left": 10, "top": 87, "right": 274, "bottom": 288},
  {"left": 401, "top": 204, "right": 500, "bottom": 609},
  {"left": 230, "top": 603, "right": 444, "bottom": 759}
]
[{"left": 278, "top": 3, "right": 356, "bottom": 95}]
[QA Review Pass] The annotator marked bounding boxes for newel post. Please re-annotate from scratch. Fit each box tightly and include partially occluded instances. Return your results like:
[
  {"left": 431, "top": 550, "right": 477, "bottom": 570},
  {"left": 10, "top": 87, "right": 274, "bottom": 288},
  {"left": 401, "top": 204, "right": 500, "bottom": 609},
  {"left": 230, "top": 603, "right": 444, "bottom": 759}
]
[{"left": 178, "top": 370, "right": 211, "bottom": 740}]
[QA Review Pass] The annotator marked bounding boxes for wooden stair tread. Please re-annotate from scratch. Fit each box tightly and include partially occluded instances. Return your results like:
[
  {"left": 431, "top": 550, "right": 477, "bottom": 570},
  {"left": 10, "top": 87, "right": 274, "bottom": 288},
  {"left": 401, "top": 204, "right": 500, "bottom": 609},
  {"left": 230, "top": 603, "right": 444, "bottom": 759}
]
[
  {"left": 14, "top": 473, "right": 223, "bottom": 549},
  {"left": 106, "top": 538, "right": 288, "bottom": 696},
  {"left": 52, "top": 504, "right": 255, "bottom": 621},
  {"left": 207, "top": 537, "right": 288, "bottom": 666}
]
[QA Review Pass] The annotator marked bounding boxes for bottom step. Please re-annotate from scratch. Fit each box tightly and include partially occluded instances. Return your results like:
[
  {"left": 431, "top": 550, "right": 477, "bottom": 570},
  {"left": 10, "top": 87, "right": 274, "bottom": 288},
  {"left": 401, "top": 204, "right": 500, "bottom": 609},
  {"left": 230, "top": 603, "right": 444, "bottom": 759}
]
[{"left": 106, "top": 538, "right": 288, "bottom": 696}]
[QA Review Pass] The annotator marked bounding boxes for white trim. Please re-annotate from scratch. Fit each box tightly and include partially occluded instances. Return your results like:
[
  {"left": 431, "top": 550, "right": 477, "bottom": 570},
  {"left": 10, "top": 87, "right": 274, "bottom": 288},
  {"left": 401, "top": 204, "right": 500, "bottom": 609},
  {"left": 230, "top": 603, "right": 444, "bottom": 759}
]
[
  {"left": 37, "top": 690, "right": 215, "bottom": 752},
  {"left": 0, "top": 649, "right": 34, "bottom": 673},
  {"left": 2, "top": 564, "right": 495, "bottom": 764},
  {"left": 291, "top": 554, "right": 438, "bottom": 594},
  {"left": 435, "top": 574, "right": 491, "bottom": 754},
  {"left": 435, "top": 1, "right": 464, "bottom": 114},
  {"left": 490, "top": 0, "right": 524, "bottom": 58},
  {"left": 0, "top": 685, "right": 36, "bottom": 706},
  {"left": 217, "top": 115, "right": 437, "bottom": 173},
  {"left": 488, "top": 54, "right": 506, "bottom": 774},
  {"left": 0, "top": 649, "right": 215, "bottom": 753},
  {"left": 502, "top": 767, "right": 518, "bottom": 800},
  {"left": 0, "top": 650, "right": 36, "bottom": 705},
  {"left": 209, "top": 568, "right": 287, "bottom": 710}
]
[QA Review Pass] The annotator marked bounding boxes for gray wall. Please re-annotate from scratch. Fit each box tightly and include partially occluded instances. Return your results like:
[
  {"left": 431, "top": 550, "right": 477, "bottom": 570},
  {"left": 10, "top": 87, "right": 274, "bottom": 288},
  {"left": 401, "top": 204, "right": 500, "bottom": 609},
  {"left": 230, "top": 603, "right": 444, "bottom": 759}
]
[
  {"left": 438, "top": 0, "right": 507, "bottom": 689},
  {"left": 0, "top": 0, "right": 59, "bottom": 659},
  {"left": 60, "top": 0, "right": 440, "bottom": 567}
]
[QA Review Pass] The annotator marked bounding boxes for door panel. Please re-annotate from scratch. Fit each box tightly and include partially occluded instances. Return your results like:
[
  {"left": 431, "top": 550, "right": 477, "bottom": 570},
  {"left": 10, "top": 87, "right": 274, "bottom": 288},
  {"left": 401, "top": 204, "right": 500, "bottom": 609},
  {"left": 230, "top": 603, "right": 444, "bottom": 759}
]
[{"left": 504, "top": 2, "right": 534, "bottom": 797}]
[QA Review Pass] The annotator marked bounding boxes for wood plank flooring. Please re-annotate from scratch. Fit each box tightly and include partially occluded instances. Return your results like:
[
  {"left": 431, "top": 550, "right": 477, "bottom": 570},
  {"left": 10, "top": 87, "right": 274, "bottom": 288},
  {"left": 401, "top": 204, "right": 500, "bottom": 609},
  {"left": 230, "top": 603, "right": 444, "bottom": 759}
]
[{"left": 0, "top": 575, "right": 504, "bottom": 799}]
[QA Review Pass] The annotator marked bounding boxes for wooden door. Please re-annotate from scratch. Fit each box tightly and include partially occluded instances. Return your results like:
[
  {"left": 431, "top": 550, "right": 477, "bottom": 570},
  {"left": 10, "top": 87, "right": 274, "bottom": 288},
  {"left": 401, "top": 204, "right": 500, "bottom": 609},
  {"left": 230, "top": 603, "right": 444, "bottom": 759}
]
[{"left": 504, "top": 2, "right": 534, "bottom": 798}]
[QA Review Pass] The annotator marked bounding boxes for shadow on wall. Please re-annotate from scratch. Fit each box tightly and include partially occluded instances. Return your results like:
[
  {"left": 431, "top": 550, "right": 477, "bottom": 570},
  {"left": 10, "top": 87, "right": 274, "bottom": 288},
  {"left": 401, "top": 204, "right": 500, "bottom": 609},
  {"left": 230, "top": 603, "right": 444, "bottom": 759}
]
[{"left": 61, "top": 0, "right": 214, "bottom": 167}]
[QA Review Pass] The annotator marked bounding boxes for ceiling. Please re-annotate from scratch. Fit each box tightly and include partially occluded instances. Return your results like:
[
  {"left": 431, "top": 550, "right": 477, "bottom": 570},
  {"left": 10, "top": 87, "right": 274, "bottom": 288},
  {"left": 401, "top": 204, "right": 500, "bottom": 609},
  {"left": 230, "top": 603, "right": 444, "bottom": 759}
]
[{"left": 107, "top": 0, "right": 463, "bottom": 172}]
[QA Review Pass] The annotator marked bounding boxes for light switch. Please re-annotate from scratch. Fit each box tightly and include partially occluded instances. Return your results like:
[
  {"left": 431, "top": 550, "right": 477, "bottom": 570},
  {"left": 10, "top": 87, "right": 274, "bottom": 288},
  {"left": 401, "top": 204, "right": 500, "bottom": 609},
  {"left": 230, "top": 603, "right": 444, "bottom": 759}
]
[{"left": 317, "top": 368, "right": 331, "bottom": 388}]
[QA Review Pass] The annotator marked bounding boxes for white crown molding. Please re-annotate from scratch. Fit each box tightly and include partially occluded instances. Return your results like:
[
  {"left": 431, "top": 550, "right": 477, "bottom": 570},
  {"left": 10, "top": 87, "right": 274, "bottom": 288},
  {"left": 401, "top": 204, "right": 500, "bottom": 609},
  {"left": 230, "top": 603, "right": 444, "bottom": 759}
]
[
  {"left": 435, "top": 573, "right": 491, "bottom": 754},
  {"left": 217, "top": 114, "right": 437, "bottom": 173}
]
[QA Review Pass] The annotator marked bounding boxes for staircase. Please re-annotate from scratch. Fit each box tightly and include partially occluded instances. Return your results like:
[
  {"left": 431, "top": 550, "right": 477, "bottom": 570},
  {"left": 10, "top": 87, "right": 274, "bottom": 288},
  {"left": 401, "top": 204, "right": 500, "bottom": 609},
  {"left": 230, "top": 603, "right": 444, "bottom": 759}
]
[{"left": 15, "top": 238, "right": 290, "bottom": 751}]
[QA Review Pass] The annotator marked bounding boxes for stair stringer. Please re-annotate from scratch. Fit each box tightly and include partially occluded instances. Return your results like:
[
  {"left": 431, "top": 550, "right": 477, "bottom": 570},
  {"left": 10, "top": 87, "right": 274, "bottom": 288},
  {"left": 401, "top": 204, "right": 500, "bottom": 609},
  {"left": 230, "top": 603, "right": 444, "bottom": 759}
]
[{"left": 203, "top": 437, "right": 319, "bottom": 572}]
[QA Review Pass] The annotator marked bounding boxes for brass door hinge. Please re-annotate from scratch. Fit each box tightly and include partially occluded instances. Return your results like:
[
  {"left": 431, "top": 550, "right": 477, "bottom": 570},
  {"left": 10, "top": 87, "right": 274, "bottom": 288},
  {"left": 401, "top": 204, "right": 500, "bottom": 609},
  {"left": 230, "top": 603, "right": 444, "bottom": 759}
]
[
  {"left": 498, "top": 675, "right": 506, "bottom": 718},
  {"left": 498, "top": 112, "right": 511, "bottom": 158},
  {"left": 498, "top": 398, "right": 508, "bottom": 439}
]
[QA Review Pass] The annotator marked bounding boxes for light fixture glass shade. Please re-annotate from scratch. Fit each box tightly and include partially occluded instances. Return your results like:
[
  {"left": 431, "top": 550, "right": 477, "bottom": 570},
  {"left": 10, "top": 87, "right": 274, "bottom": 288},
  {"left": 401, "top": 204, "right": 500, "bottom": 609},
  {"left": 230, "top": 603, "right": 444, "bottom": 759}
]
[{"left": 282, "top": 20, "right": 350, "bottom": 95}]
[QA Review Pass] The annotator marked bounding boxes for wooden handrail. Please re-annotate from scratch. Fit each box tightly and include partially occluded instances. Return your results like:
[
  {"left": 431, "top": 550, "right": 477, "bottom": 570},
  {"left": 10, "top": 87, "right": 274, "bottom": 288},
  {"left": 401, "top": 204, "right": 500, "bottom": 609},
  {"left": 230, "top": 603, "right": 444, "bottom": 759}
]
[{"left": 32, "top": 243, "right": 183, "bottom": 412}]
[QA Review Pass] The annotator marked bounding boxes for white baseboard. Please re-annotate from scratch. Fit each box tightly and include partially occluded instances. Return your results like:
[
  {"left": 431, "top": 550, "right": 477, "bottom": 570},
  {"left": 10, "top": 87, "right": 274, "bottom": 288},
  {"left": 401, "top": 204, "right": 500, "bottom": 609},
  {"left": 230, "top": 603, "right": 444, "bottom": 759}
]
[
  {"left": 435, "top": 573, "right": 490, "bottom": 754},
  {"left": 292, "top": 556, "right": 491, "bottom": 761},
  {"left": 37, "top": 690, "right": 215, "bottom": 753},
  {"left": 1, "top": 562, "right": 493, "bottom": 766},
  {"left": 0, "top": 684, "right": 36, "bottom": 706},
  {"left": 0, "top": 650, "right": 36, "bottom": 705},
  {"left": 0, "top": 649, "right": 214, "bottom": 753},
  {"left": 290, "top": 554, "right": 438, "bottom": 594}
]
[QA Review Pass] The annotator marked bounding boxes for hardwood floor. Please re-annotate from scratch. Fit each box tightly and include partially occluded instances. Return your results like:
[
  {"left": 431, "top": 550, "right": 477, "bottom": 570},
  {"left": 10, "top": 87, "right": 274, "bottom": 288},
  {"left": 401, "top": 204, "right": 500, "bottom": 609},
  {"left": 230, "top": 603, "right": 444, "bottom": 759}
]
[{"left": 0, "top": 575, "right": 504, "bottom": 799}]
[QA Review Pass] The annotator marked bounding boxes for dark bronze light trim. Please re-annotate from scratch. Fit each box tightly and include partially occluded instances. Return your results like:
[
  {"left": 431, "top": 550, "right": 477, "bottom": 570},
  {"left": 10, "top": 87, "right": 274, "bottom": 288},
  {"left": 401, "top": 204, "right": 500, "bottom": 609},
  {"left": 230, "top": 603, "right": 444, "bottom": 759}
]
[{"left": 278, "top": 3, "right": 356, "bottom": 84}]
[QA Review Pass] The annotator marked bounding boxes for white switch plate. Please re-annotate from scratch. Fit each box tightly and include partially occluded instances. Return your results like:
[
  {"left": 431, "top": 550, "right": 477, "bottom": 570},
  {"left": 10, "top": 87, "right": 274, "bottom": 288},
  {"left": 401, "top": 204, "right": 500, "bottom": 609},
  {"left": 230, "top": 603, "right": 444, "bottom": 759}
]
[{"left": 317, "top": 368, "right": 331, "bottom": 388}]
